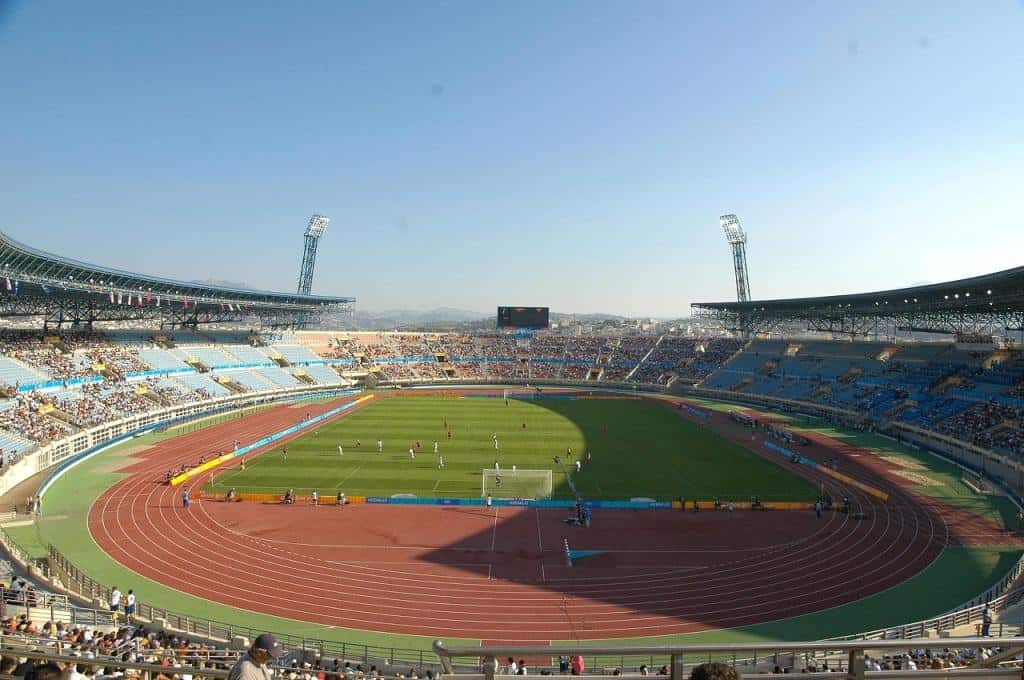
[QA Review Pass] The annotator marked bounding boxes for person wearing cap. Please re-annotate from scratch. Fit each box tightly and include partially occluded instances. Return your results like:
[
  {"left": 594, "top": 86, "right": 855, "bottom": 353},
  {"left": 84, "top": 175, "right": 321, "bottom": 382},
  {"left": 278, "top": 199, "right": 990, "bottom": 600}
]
[{"left": 229, "top": 633, "right": 282, "bottom": 680}]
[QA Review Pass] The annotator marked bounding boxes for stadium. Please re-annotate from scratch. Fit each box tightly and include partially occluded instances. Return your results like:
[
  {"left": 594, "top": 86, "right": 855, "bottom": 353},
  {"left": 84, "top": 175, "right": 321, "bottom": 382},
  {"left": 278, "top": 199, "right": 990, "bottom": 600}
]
[
  {"left": 3, "top": 4, "right": 1024, "bottom": 680},
  {"left": 0, "top": 215, "right": 1022, "bottom": 678}
]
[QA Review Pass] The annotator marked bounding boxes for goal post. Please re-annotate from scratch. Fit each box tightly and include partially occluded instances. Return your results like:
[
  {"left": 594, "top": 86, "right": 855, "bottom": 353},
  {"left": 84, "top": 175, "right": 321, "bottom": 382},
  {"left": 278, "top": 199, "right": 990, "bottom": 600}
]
[{"left": 481, "top": 469, "right": 553, "bottom": 499}]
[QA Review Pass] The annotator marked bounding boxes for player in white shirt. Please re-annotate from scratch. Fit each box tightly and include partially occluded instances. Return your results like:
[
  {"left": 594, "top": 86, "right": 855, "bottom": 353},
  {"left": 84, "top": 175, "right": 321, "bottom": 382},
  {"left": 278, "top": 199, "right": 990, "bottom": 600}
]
[
  {"left": 338, "top": 445, "right": 343, "bottom": 456},
  {"left": 433, "top": 441, "right": 438, "bottom": 453},
  {"left": 377, "top": 439, "right": 383, "bottom": 452},
  {"left": 410, "top": 448, "right": 416, "bottom": 460},
  {"left": 438, "top": 455, "right": 444, "bottom": 469}
]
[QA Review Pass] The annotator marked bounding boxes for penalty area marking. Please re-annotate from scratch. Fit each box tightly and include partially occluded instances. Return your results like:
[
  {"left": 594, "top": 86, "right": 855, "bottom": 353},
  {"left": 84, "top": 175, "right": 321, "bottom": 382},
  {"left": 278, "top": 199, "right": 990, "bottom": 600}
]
[{"left": 335, "top": 465, "right": 363, "bottom": 489}]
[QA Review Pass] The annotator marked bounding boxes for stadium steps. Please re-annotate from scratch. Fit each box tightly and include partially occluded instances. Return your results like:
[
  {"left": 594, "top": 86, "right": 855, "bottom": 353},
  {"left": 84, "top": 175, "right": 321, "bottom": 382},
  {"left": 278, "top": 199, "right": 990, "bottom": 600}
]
[
  {"left": 214, "top": 375, "right": 247, "bottom": 394},
  {"left": 731, "top": 376, "right": 754, "bottom": 392},
  {"left": 140, "top": 388, "right": 170, "bottom": 408},
  {"left": 43, "top": 407, "right": 80, "bottom": 431},
  {"left": 46, "top": 336, "right": 72, "bottom": 354},
  {"left": 291, "top": 371, "right": 316, "bottom": 385},
  {"left": 626, "top": 334, "right": 664, "bottom": 382}
]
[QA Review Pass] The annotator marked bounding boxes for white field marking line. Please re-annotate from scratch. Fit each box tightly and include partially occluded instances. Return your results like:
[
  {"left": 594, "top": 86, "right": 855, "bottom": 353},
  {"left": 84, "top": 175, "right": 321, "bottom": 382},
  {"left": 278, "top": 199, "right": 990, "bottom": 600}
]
[
  {"left": 490, "top": 507, "right": 499, "bottom": 551},
  {"left": 332, "top": 560, "right": 491, "bottom": 569},
  {"left": 535, "top": 507, "right": 544, "bottom": 552},
  {"left": 432, "top": 479, "right": 441, "bottom": 492},
  {"left": 540, "top": 563, "right": 546, "bottom": 582},
  {"left": 335, "top": 465, "right": 363, "bottom": 489}
]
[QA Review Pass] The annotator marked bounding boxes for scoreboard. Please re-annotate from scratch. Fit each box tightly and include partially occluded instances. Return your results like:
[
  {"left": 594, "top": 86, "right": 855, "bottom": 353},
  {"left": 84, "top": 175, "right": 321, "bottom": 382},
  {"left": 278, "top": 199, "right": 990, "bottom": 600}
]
[{"left": 497, "top": 306, "right": 549, "bottom": 329}]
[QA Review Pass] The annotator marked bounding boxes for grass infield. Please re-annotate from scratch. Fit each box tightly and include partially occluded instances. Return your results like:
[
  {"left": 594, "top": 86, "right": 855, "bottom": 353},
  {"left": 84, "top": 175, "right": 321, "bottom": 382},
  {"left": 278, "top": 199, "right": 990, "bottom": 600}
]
[{"left": 207, "top": 396, "right": 819, "bottom": 501}]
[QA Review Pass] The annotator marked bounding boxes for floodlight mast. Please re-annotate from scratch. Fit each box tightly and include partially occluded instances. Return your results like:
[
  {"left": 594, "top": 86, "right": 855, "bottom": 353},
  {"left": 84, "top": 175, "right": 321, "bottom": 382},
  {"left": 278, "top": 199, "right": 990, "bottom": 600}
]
[
  {"left": 297, "top": 214, "right": 330, "bottom": 295},
  {"left": 720, "top": 214, "right": 751, "bottom": 303}
]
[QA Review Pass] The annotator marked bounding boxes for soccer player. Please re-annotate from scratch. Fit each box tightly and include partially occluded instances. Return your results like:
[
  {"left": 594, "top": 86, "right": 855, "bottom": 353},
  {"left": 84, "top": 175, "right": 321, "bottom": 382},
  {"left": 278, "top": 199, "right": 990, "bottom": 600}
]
[
  {"left": 433, "top": 441, "right": 439, "bottom": 453},
  {"left": 410, "top": 448, "right": 416, "bottom": 460},
  {"left": 438, "top": 455, "right": 444, "bottom": 469},
  {"left": 282, "top": 446, "right": 288, "bottom": 459},
  {"left": 239, "top": 459, "right": 246, "bottom": 472},
  {"left": 575, "top": 460, "right": 582, "bottom": 472},
  {"left": 338, "top": 445, "right": 343, "bottom": 456},
  {"left": 447, "top": 430, "right": 452, "bottom": 439},
  {"left": 494, "top": 438, "right": 499, "bottom": 451},
  {"left": 512, "top": 464, "right": 517, "bottom": 474},
  {"left": 377, "top": 439, "right": 383, "bottom": 452},
  {"left": 494, "top": 460, "right": 500, "bottom": 472}
]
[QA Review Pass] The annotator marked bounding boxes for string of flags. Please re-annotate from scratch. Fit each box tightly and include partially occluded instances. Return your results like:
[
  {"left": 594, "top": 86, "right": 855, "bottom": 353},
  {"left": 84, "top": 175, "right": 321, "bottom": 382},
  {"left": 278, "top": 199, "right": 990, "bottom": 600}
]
[{"left": 2, "top": 277, "right": 250, "bottom": 312}]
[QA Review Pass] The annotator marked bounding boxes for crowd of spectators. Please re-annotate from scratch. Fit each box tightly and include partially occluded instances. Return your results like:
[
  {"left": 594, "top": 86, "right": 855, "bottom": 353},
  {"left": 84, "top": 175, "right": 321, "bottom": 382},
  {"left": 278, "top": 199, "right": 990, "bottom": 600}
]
[
  {"left": 0, "top": 393, "right": 73, "bottom": 443},
  {"left": 937, "top": 401, "right": 1023, "bottom": 451},
  {"left": 564, "top": 337, "right": 603, "bottom": 363}
]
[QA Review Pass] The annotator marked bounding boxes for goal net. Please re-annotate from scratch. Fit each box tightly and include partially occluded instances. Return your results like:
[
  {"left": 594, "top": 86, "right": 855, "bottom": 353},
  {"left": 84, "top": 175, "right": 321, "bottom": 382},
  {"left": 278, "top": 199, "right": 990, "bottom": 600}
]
[{"left": 481, "top": 469, "right": 553, "bottom": 499}]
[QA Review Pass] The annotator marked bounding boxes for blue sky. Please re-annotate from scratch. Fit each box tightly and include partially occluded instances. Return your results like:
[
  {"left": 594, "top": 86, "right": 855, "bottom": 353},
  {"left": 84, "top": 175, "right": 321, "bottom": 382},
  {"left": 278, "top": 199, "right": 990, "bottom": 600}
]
[{"left": 1, "top": 1, "right": 1022, "bottom": 316}]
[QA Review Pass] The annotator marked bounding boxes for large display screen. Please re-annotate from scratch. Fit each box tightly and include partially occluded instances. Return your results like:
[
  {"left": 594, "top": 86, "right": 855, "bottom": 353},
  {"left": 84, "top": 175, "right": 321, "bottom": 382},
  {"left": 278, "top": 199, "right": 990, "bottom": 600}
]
[{"left": 497, "top": 306, "right": 550, "bottom": 329}]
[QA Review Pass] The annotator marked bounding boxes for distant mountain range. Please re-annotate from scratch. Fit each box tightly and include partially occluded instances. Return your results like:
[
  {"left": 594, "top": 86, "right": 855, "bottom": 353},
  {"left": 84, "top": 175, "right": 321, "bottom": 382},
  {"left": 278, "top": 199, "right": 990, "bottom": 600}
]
[
  {"left": 319, "top": 307, "right": 640, "bottom": 331},
  {"left": 323, "top": 307, "right": 489, "bottom": 331}
]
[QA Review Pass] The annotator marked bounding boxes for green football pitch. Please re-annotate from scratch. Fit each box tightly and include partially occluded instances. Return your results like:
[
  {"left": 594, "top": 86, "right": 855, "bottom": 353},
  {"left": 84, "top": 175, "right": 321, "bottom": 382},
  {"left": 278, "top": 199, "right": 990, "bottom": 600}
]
[{"left": 207, "top": 396, "right": 819, "bottom": 501}]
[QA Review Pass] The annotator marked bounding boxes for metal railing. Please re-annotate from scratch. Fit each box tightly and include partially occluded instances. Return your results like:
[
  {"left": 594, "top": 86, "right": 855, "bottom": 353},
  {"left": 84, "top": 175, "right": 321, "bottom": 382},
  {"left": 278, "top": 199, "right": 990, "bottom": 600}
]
[
  {"left": 433, "top": 637, "right": 1024, "bottom": 680},
  {"left": 0, "top": 642, "right": 231, "bottom": 680},
  {"left": 45, "top": 545, "right": 451, "bottom": 669}
]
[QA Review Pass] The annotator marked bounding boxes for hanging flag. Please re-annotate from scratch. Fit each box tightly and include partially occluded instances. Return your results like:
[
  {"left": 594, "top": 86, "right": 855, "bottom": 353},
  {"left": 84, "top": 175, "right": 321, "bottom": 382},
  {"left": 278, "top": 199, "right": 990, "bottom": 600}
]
[
  {"left": 109, "top": 291, "right": 115, "bottom": 303},
  {"left": 138, "top": 296, "right": 143, "bottom": 307},
  {"left": 128, "top": 294, "right": 133, "bottom": 305},
  {"left": 117, "top": 292, "right": 123, "bottom": 304},
  {"left": 184, "top": 298, "right": 189, "bottom": 309},
  {"left": 4, "top": 278, "right": 10, "bottom": 291},
  {"left": 146, "top": 291, "right": 152, "bottom": 302},
  {"left": 156, "top": 296, "right": 161, "bottom": 307}
]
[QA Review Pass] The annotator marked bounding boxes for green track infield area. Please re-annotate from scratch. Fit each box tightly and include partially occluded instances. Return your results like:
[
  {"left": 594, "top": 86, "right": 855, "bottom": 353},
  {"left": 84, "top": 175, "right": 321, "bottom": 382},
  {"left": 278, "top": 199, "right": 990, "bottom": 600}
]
[{"left": 207, "top": 396, "right": 819, "bottom": 501}]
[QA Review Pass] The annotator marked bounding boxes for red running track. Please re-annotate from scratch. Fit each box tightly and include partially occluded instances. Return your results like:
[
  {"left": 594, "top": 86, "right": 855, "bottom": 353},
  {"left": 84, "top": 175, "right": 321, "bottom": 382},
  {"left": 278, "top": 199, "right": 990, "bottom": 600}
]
[{"left": 86, "top": 395, "right": 1017, "bottom": 642}]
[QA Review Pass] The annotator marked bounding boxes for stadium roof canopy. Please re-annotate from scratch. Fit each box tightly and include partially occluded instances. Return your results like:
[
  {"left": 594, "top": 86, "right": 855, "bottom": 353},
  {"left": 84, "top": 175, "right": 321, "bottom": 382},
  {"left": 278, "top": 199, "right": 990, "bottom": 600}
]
[
  {"left": 693, "top": 266, "right": 1024, "bottom": 339},
  {"left": 0, "top": 229, "right": 354, "bottom": 328}
]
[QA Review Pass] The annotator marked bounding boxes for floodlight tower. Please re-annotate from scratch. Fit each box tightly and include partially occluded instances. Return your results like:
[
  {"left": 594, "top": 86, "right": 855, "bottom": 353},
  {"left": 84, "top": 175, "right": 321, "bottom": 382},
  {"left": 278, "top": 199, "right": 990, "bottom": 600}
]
[
  {"left": 297, "top": 214, "right": 330, "bottom": 295},
  {"left": 720, "top": 214, "right": 751, "bottom": 302}
]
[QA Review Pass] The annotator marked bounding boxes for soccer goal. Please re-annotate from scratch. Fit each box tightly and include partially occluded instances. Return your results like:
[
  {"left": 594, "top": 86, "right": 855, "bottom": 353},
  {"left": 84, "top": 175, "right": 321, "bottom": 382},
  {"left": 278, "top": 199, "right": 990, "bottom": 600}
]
[{"left": 481, "top": 469, "right": 553, "bottom": 499}]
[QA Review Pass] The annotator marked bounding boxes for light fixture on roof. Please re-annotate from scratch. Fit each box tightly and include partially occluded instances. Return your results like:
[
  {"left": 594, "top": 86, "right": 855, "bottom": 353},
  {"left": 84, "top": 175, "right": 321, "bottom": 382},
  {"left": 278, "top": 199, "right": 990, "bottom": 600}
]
[{"left": 987, "top": 289, "right": 992, "bottom": 295}]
